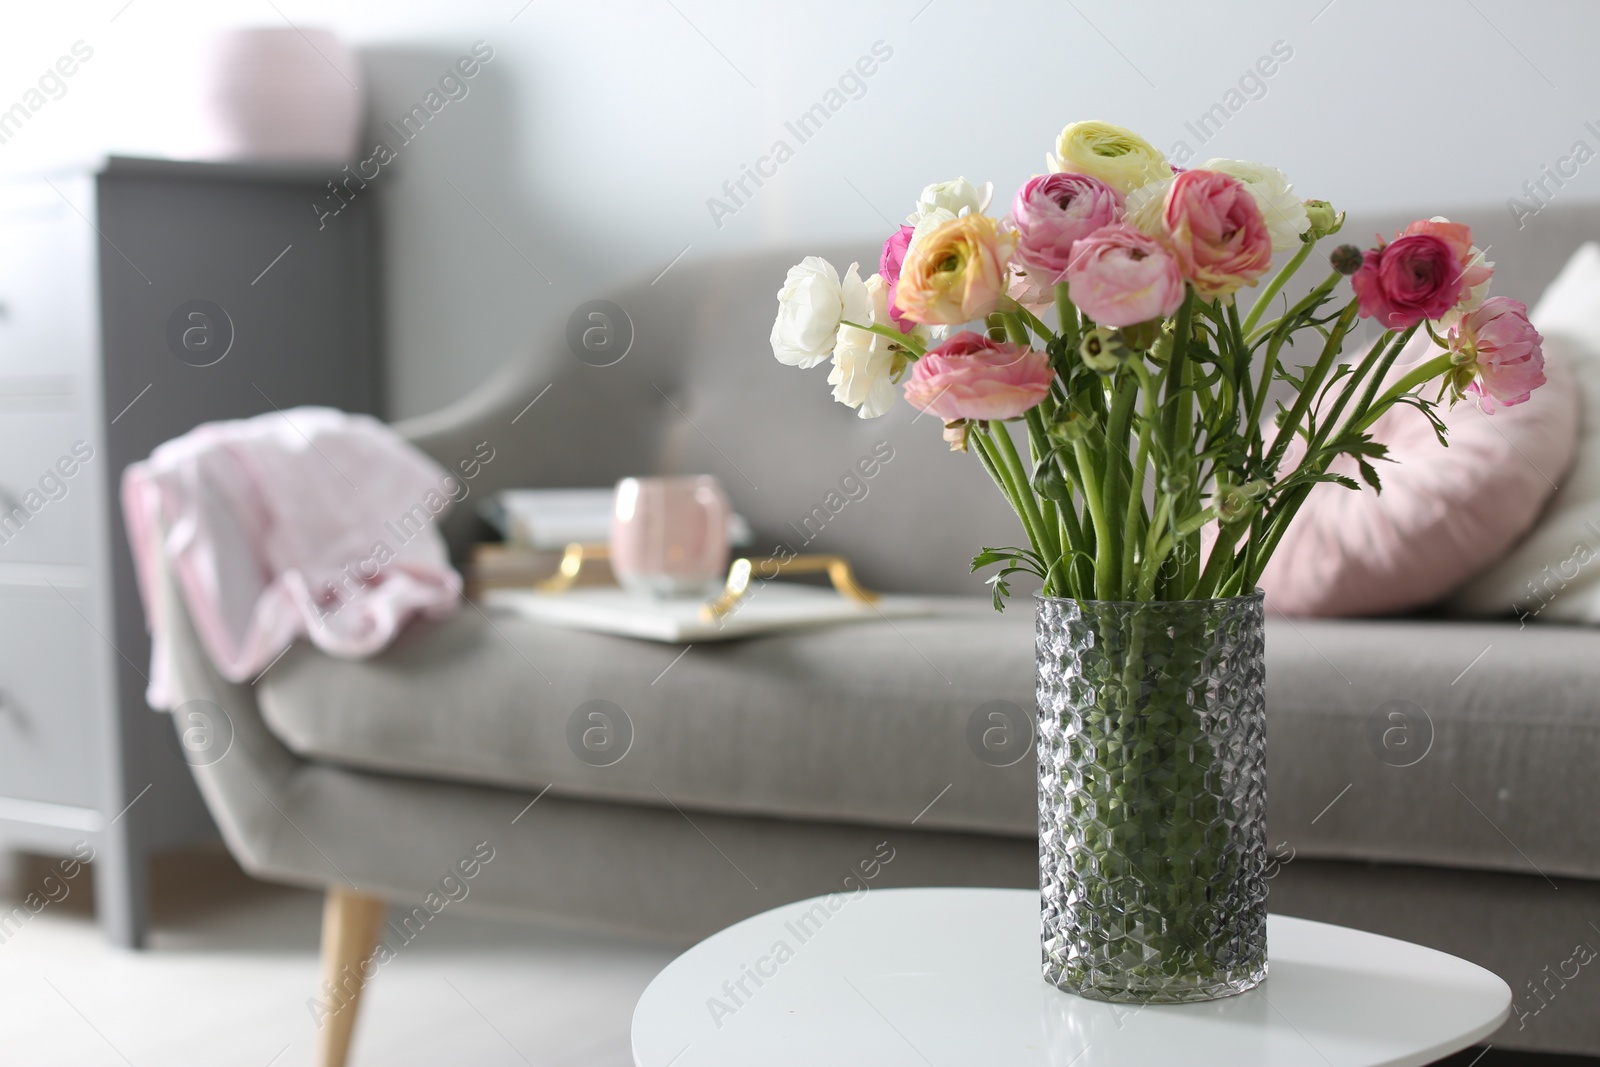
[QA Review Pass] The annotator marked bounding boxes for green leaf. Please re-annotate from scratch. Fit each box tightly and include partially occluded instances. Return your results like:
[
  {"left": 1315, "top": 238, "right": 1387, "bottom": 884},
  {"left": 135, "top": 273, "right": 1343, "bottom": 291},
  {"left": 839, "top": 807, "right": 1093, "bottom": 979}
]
[
  {"left": 971, "top": 547, "right": 1007, "bottom": 570},
  {"left": 971, "top": 546, "right": 1045, "bottom": 579}
]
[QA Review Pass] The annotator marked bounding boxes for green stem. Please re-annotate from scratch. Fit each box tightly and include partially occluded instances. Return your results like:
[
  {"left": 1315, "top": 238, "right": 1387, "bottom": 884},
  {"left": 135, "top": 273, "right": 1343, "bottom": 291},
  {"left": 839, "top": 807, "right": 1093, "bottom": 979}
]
[
  {"left": 1246, "top": 335, "right": 1437, "bottom": 590},
  {"left": 1353, "top": 352, "right": 1452, "bottom": 434},
  {"left": 971, "top": 428, "right": 1044, "bottom": 557},
  {"left": 1054, "top": 283, "right": 1079, "bottom": 350},
  {"left": 1098, "top": 373, "right": 1139, "bottom": 599},
  {"left": 840, "top": 319, "right": 925, "bottom": 357},
  {"left": 1123, "top": 419, "right": 1151, "bottom": 600},
  {"left": 1244, "top": 484, "right": 1312, "bottom": 591},
  {"left": 1247, "top": 269, "right": 1339, "bottom": 460},
  {"left": 1162, "top": 290, "right": 1195, "bottom": 446},
  {"left": 1009, "top": 305, "right": 1056, "bottom": 347},
  {"left": 1123, "top": 360, "right": 1164, "bottom": 601},
  {"left": 1074, "top": 438, "right": 1113, "bottom": 597},
  {"left": 1244, "top": 268, "right": 1345, "bottom": 349},
  {"left": 1240, "top": 238, "right": 1316, "bottom": 338},
  {"left": 1136, "top": 493, "right": 1173, "bottom": 600},
  {"left": 1025, "top": 404, "right": 1072, "bottom": 557},
  {"left": 1246, "top": 320, "right": 1294, "bottom": 462},
  {"left": 987, "top": 421, "right": 1057, "bottom": 563},
  {"left": 1002, "top": 312, "right": 1031, "bottom": 349},
  {"left": 1262, "top": 300, "right": 1360, "bottom": 476},
  {"left": 1302, "top": 327, "right": 1403, "bottom": 458},
  {"left": 1193, "top": 520, "right": 1242, "bottom": 600}
]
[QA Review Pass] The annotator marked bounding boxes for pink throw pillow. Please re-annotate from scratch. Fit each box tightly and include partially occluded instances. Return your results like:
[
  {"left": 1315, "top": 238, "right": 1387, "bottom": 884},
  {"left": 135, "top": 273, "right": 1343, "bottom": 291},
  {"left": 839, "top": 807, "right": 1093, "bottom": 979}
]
[{"left": 1258, "top": 333, "right": 1578, "bottom": 617}]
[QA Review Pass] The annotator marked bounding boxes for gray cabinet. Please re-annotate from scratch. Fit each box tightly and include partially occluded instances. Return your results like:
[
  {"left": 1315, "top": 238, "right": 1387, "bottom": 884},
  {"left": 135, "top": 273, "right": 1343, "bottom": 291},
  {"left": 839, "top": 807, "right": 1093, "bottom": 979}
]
[{"left": 0, "top": 156, "right": 380, "bottom": 946}]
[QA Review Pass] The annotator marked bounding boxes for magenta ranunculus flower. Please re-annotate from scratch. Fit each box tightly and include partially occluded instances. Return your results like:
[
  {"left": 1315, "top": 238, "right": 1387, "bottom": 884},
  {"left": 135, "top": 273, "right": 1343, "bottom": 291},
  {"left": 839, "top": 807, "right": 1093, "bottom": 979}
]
[
  {"left": 1449, "top": 296, "right": 1546, "bottom": 412},
  {"left": 879, "top": 224, "right": 916, "bottom": 334},
  {"left": 1161, "top": 169, "right": 1273, "bottom": 300},
  {"left": 1350, "top": 232, "right": 1465, "bottom": 330},
  {"left": 902, "top": 331, "right": 1053, "bottom": 421},
  {"left": 1010, "top": 173, "right": 1123, "bottom": 285},
  {"left": 1399, "top": 218, "right": 1494, "bottom": 312},
  {"left": 1064, "top": 223, "right": 1185, "bottom": 328}
]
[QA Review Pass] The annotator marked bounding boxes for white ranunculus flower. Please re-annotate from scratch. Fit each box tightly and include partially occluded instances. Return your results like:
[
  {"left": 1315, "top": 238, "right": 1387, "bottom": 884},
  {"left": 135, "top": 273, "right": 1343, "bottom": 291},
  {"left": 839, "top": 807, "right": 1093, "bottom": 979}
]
[
  {"left": 1123, "top": 179, "right": 1171, "bottom": 238},
  {"left": 770, "top": 257, "right": 860, "bottom": 368},
  {"left": 1200, "top": 159, "right": 1310, "bottom": 251},
  {"left": 906, "top": 177, "right": 993, "bottom": 227},
  {"left": 828, "top": 273, "right": 899, "bottom": 418}
]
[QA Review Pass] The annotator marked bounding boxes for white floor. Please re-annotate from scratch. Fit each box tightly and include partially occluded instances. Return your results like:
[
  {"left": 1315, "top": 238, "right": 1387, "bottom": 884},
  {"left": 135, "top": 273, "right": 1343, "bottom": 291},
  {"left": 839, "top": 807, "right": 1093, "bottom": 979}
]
[{"left": 0, "top": 846, "right": 679, "bottom": 1066}]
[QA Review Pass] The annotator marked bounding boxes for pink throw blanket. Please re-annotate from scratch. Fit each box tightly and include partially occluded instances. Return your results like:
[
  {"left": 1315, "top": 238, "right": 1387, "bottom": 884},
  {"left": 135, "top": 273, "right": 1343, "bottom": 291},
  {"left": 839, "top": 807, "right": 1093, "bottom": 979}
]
[{"left": 124, "top": 407, "right": 462, "bottom": 708}]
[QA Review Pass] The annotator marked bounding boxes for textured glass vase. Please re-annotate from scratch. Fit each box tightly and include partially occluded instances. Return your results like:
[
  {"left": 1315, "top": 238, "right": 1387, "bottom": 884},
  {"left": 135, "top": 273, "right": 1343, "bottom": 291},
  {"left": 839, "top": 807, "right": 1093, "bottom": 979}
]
[{"left": 1037, "top": 593, "right": 1268, "bottom": 1003}]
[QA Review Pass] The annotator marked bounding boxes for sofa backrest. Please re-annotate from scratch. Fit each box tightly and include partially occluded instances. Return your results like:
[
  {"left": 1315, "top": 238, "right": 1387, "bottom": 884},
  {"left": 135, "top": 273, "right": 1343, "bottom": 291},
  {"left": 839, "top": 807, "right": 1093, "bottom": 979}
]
[{"left": 402, "top": 201, "right": 1600, "bottom": 596}]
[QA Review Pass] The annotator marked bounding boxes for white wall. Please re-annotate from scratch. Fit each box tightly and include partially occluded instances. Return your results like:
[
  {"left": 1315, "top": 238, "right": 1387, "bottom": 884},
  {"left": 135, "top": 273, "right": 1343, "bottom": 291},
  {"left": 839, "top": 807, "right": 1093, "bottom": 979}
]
[{"left": 6, "top": 0, "right": 1600, "bottom": 417}]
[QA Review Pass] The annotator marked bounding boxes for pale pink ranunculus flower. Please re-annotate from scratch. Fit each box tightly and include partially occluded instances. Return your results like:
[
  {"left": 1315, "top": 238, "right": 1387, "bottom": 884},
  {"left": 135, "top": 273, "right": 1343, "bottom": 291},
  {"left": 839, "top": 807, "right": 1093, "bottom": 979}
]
[
  {"left": 1161, "top": 169, "right": 1274, "bottom": 300},
  {"left": 1064, "top": 223, "right": 1185, "bottom": 328},
  {"left": 902, "top": 331, "right": 1053, "bottom": 421},
  {"left": 1009, "top": 173, "right": 1123, "bottom": 290},
  {"left": 1448, "top": 296, "right": 1546, "bottom": 412}
]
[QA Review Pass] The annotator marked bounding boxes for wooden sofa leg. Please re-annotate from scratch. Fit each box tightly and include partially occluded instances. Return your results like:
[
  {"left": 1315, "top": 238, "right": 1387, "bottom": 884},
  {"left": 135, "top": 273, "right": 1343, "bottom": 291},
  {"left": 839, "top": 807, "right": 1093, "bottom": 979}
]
[{"left": 315, "top": 887, "right": 387, "bottom": 1067}]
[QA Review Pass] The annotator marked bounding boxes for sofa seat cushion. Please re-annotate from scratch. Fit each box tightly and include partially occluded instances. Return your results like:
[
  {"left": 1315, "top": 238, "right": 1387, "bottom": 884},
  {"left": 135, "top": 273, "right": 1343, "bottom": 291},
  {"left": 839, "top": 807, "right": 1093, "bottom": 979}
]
[
  {"left": 259, "top": 606, "right": 1600, "bottom": 878},
  {"left": 1266, "top": 616, "right": 1600, "bottom": 880},
  {"left": 257, "top": 598, "right": 1040, "bottom": 837}
]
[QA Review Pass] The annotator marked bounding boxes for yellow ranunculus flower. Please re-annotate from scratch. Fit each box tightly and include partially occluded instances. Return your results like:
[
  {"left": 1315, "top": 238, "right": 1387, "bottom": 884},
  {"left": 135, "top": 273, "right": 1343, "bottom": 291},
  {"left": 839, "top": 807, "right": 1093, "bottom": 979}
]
[{"left": 1047, "top": 121, "right": 1172, "bottom": 196}]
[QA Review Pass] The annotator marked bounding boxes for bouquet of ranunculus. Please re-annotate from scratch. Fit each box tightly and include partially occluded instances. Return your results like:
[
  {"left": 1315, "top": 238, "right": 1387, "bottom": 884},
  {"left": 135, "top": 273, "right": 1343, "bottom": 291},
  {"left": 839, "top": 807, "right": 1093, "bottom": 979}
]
[
  {"left": 769, "top": 120, "right": 1545, "bottom": 608},
  {"left": 773, "top": 120, "right": 1549, "bottom": 1003}
]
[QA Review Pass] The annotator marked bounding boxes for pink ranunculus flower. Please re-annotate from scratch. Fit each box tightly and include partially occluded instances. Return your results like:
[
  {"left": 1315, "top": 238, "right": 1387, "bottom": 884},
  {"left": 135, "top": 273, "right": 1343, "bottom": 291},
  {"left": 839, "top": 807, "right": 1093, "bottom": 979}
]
[
  {"left": 879, "top": 224, "right": 916, "bottom": 334},
  {"left": 1448, "top": 296, "right": 1546, "bottom": 412},
  {"left": 1064, "top": 223, "right": 1185, "bottom": 328},
  {"left": 1399, "top": 217, "right": 1494, "bottom": 313},
  {"left": 1350, "top": 232, "right": 1464, "bottom": 330},
  {"left": 902, "top": 331, "right": 1053, "bottom": 421},
  {"left": 1161, "top": 169, "right": 1274, "bottom": 300},
  {"left": 1010, "top": 173, "right": 1123, "bottom": 286}
]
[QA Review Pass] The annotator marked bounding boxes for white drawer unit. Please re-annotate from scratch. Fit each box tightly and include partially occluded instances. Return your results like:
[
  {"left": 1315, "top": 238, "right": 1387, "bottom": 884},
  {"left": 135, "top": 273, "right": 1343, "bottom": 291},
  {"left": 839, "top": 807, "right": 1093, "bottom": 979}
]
[
  {"left": 0, "top": 413, "right": 95, "bottom": 565},
  {"left": 0, "top": 156, "right": 379, "bottom": 947},
  {"left": 0, "top": 580, "right": 100, "bottom": 809},
  {"left": 0, "top": 175, "right": 95, "bottom": 380}
]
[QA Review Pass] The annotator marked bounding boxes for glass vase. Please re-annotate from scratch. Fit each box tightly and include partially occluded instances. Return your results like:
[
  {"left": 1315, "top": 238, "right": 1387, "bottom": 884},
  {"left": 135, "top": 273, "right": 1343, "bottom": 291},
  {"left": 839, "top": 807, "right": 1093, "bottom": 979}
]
[{"left": 1036, "top": 592, "right": 1268, "bottom": 1003}]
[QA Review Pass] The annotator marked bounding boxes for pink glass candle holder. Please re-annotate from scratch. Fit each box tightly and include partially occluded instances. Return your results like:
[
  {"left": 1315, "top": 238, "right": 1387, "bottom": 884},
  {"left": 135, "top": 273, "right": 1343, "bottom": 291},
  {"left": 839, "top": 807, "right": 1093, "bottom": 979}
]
[{"left": 610, "top": 476, "right": 731, "bottom": 597}]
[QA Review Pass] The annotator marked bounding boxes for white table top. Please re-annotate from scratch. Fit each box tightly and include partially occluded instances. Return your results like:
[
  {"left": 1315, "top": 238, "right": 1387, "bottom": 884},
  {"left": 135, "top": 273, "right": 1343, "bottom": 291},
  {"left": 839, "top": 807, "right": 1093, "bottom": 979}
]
[{"left": 632, "top": 887, "right": 1509, "bottom": 1067}]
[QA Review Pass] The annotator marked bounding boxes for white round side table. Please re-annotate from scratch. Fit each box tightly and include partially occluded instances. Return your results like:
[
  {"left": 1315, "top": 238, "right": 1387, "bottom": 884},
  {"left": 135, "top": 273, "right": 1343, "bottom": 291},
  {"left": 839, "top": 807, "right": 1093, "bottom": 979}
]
[{"left": 632, "top": 887, "right": 1509, "bottom": 1067}]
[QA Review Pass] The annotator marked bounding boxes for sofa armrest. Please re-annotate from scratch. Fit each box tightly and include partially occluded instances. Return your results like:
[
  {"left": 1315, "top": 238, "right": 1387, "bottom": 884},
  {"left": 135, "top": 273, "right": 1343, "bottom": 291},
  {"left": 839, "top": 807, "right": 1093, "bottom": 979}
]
[
  {"left": 153, "top": 548, "right": 306, "bottom": 879},
  {"left": 391, "top": 345, "right": 548, "bottom": 470}
]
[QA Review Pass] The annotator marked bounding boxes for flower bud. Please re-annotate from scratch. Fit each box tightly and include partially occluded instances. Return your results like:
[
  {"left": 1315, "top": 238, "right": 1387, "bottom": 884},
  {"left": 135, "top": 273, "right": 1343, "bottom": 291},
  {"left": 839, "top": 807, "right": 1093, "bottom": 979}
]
[
  {"left": 1048, "top": 408, "right": 1097, "bottom": 447},
  {"left": 1214, "top": 478, "right": 1270, "bottom": 525},
  {"left": 1119, "top": 318, "right": 1162, "bottom": 352},
  {"left": 1330, "top": 244, "right": 1364, "bottom": 276},
  {"left": 1149, "top": 323, "right": 1175, "bottom": 364},
  {"left": 1304, "top": 200, "right": 1343, "bottom": 239},
  {"left": 1079, "top": 325, "right": 1131, "bottom": 374}
]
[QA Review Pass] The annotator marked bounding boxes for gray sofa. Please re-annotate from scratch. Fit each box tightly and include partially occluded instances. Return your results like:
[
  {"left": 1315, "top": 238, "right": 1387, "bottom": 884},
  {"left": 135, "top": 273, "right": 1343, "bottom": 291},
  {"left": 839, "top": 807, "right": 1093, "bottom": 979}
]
[{"left": 158, "top": 203, "right": 1600, "bottom": 1064}]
